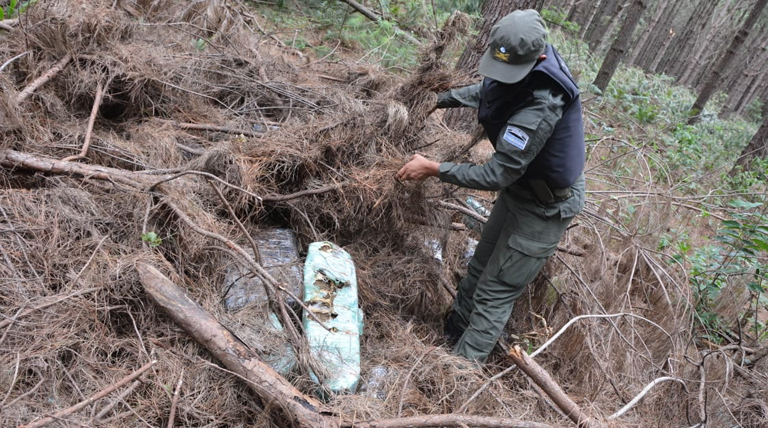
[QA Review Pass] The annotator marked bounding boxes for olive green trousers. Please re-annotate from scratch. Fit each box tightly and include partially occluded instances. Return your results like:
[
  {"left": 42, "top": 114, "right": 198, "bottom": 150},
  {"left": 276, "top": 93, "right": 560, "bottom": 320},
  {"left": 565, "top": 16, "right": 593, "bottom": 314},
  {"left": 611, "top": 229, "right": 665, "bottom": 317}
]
[{"left": 451, "top": 176, "right": 584, "bottom": 362}]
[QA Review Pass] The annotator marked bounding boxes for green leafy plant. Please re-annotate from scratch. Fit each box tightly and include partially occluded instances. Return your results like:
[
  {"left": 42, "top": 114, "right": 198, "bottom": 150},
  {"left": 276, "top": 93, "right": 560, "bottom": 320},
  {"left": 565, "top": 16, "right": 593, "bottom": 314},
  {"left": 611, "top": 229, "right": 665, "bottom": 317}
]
[
  {"left": 687, "top": 200, "right": 768, "bottom": 342},
  {"left": 141, "top": 231, "right": 162, "bottom": 248},
  {"left": 0, "top": 0, "right": 38, "bottom": 20}
]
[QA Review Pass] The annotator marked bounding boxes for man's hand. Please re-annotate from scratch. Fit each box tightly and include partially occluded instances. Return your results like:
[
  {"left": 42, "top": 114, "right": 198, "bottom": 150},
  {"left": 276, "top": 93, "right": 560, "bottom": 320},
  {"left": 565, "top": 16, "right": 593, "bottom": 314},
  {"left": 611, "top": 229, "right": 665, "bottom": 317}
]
[{"left": 396, "top": 154, "right": 440, "bottom": 181}]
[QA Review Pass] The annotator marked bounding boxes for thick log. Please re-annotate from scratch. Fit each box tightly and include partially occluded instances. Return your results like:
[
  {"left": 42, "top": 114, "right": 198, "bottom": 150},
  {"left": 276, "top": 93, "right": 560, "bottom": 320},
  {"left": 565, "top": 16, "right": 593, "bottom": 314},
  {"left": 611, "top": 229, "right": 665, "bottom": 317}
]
[
  {"left": 137, "top": 263, "right": 336, "bottom": 428},
  {"left": 508, "top": 346, "right": 596, "bottom": 428}
]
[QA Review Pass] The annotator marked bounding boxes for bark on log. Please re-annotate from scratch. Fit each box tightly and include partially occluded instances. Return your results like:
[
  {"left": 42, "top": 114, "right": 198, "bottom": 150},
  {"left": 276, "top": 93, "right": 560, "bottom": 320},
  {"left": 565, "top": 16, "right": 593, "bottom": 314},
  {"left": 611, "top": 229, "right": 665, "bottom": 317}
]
[
  {"left": 0, "top": 149, "right": 144, "bottom": 188},
  {"left": 137, "top": 263, "right": 336, "bottom": 428},
  {"left": 508, "top": 346, "right": 596, "bottom": 428}
]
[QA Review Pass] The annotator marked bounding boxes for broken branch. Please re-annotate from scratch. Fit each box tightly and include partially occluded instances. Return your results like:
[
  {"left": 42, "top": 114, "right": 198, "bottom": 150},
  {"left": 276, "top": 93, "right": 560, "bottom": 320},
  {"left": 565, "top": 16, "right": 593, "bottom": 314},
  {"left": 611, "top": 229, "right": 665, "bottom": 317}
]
[
  {"left": 166, "top": 370, "right": 184, "bottom": 428},
  {"left": 17, "top": 360, "right": 156, "bottom": 428},
  {"left": 136, "top": 263, "right": 336, "bottom": 428},
  {"left": 159, "top": 120, "right": 264, "bottom": 138},
  {"left": 507, "top": 346, "right": 595, "bottom": 428},
  {"left": 15, "top": 52, "right": 73, "bottom": 105},
  {"left": 607, "top": 377, "right": 686, "bottom": 421},
  {"left": 63, "top": 82, "right": 106, "bottom": 162}
]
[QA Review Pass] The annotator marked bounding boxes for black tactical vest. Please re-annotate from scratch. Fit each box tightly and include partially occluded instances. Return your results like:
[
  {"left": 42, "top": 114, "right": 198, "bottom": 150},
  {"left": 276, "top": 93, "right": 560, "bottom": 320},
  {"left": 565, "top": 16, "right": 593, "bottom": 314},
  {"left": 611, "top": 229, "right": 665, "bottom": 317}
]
[{"left": 477, "top": 44, "right": 585, "bottom": 189}]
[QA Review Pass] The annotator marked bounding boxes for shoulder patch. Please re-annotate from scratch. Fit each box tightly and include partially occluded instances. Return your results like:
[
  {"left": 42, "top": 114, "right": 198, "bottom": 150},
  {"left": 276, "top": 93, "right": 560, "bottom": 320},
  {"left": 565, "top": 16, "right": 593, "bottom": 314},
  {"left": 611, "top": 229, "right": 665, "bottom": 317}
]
[{"left": 502, "top": 126, "right": 529, "bottom": 150}]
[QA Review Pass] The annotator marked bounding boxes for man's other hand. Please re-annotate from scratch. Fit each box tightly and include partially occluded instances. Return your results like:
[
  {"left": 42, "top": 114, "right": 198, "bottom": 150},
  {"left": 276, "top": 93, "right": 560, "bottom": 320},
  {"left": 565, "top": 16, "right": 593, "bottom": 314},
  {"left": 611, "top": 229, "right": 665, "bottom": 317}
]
[{"left": 396, "top": 154, "right": 439, "bottom": 181}]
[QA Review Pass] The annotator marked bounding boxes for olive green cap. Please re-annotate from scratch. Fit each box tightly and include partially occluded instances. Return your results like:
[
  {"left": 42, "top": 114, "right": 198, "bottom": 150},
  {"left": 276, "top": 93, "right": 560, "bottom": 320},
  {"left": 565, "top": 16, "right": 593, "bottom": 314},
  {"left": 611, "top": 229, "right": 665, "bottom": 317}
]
[{"left": 478, "top": 9, "right": 548, "bottom": 84}]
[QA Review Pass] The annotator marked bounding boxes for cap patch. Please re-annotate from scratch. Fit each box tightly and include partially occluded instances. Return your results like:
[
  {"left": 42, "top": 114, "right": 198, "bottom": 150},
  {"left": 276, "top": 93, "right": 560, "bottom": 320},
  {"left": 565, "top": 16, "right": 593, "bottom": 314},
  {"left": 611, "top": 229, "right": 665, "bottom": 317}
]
[
  {"left": 493, "top": 47, "right": 510, "bottom": 62},
  {"left": 502, "top": 126, "right": 529, "bottom": 150}
]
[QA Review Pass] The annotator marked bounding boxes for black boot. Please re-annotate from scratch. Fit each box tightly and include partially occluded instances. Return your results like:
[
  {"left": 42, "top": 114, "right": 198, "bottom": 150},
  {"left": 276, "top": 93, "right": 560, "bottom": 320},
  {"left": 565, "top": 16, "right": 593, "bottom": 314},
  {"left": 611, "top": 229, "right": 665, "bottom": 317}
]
[{"left": 443, "top": 310, "right": 465, "bottom": 348}]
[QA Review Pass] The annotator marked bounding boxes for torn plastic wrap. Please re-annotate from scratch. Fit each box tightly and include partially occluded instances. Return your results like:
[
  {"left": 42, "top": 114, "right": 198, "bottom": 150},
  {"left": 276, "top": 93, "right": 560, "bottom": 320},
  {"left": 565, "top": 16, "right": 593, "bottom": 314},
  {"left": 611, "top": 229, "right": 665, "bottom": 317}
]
[
  {"left": 464, "top": 196, "right": 490, "bottom": 233},
  {"left": 222, "top": 228, "right": 303, "bottom": 312},
  {"left": 303, "top": 241, "right": 363, "bottom": 396}
]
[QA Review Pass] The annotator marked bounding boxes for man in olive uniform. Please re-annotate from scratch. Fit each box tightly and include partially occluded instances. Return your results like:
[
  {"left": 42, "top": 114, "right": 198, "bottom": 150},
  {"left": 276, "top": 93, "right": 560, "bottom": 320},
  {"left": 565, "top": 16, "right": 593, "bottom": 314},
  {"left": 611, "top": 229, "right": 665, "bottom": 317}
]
[{"left": 396, "top": 9, "right": 585, "bottom": 363}]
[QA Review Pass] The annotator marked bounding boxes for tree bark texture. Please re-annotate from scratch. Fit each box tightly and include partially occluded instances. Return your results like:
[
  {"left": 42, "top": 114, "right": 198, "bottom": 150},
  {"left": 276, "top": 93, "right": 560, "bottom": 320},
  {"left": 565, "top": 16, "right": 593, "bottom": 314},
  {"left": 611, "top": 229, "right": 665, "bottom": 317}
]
[
  {"left": 689, "top": 0, "right": 768, "bottom": 124},
  {"left": 678, "top": 0, "right": 743, "bottom": 86},
  {"left": 593, "top": 0, "right": 646, "bottom": 92},
  {"left": 444, "top": 0, "right": 543, "bottom": 131},
  {"left": 636, "top": 0, "right": 681, "bottom": 72},
  {"left": 136, "top": 263, "right": 336, "bottom": 428},
  {"left": 666, "top": 0, "right": 720, "bottom": 79},
  {"left": 585, "top": 0, "right": 623, "bottom": 52},
  {"left": 731, "top": 111, "right": 768, "bottom": 173},
  {"left": 628, "top": 0, "right": 669, "bottom": 65}
]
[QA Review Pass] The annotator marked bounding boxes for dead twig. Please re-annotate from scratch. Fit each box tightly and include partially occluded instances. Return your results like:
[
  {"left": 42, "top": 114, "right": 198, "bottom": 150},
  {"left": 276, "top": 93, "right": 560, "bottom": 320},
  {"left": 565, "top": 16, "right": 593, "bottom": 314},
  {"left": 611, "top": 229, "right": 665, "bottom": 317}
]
[
  {"left": 158, "top": 120, "right": 264, "bottom": 138},
  {"left": 207, "top": 179, "right": 263, "bottom": 265},
  {"left": 166, "top": 371, "right": 183, "bottom": 428},
  {"left": 0, "top": 51, "right": 29, "bottom": 72},
  {"left": 437, "top": 201, "right": 486, "bottom": 224},
  {"left": 63, "top": 82, "right": 106, "bottom": 162},
  {"left": 0, "top": 19, "right": 17, "bottom": 32},
  {"left": 606, "top": 377, "right": 687, "bottom": 420},
  {"left": 17, "top": 360, "right": 157, "bottom": 428},
  {"left": 91, "top": 380, "right": 142, "bottom": 424},
  {"left": 507, "top": 346, "right": 595, "bottom": 428},
  {"left": 15, "top": 52, "right": 73, "bottom": 105}
]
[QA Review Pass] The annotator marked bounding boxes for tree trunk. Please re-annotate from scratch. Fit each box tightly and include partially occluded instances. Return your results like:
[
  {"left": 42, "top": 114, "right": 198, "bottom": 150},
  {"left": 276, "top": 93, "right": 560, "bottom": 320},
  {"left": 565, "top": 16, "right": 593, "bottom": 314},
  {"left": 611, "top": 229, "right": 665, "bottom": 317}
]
[
  {"left": 674, "top": 0, "right": 727, "bottom": 84},
  {"left": 722, "top": 25, "right": 768, "bottom": 117},
  {"left": 637, "top": 0, "right": 681, "bottom": 72},
  {"left": 444, "top": 0, "right": 543, "bottom": 131},
  {"left": 659, "top": 0, "right": 718, "bottom": 77},
  {"left": 585, "top": 0, "right": 622, "bottom": 52},
  {"left": 731, "top": 112, "right": 768, "bottom": 174},
  {"left": 593, "top": 0, "right": 646, "bottom": 92},
  {"left": 628, "top": 0, "right": 669, "bottom": 65},
  {"left": 136, "top": 263, "right": 337, "bottom": 428},
  {"left": 566, "top": 0, "right": 589, "bottom": 27},
  {"left": 689, "top": 0, "right": 768, "bottom": 124},
  {"left": 649, "top": 27, "right": 676, "bottom": 73},
  {"left": 579, "top": 0, "right": 606, "bottom": 38},
  {"left": 736, "top": 76, "right": 768, "bottom": 116}
]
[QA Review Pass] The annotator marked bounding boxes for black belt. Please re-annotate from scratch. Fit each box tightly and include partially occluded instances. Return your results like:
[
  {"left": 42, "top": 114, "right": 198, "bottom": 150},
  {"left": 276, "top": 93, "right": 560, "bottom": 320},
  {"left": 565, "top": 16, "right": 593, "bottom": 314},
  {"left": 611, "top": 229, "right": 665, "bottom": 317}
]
[{"left": 527, "top": 179, "right": 573, "bottom": 204}]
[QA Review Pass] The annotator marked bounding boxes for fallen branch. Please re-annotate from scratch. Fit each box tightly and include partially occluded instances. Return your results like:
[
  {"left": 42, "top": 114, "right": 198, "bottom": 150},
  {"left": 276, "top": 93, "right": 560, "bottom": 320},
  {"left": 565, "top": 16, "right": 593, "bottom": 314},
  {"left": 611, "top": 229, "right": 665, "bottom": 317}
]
[
  {"left": 0, "top": 149, "right": 143, "bottom": 189},
  {"left": 437, "top": 200, "right": 487, "bottom": 224},
  {"left": 262, "top": 184, "right": 344, "bottom": 202},
  {"left": 167, "top": 370, "right": 184, "bottom": 428},
  {"left": 343, "top": 415, "right": 555, "bottom": 428},
  {"left": 63, "top": 82, "right": 106, "bottom": 162},
  {"left": 15, "top": 52, "right": 73, "bottom": 105},
  {"left": 607, "top": 377, "right": 686, "bottom": 420},
  {"left": 0, "top": 19, "right": 17, "bottom": 32},
  {"left": 91, "top": 380, "right": 142, "bottom": 424},
  {"left": 137, "top": 263, "right": 336, "bottom": 428},
  {"left": 159, "top": 120, "right": 264, "bottom": 138},
  {"left": 745, "top": 346, "right": 768, "bottom": 366},
  {"left": 507, "top": 346, "right": 595, "bottom": 428},
  {"left": 0, "top": 51, "right": 28, "bottom": 72},
  {"left": 17, "top": 360, "right": 156, "bottom": 428}
]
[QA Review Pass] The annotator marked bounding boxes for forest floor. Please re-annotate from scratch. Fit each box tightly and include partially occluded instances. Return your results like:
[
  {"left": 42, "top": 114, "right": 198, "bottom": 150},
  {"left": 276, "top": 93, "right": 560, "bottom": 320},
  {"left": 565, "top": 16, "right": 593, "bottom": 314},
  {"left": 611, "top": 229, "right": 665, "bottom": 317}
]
[{"left": 0, "top": 1, "right": 766, "bottom": 428}]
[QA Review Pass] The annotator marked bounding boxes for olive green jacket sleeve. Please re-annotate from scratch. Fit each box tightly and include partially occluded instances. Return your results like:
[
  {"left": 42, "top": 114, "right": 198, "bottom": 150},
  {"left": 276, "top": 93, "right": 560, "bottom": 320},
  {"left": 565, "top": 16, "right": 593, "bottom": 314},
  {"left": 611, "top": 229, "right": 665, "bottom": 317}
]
[
  {"left": 436, "top": 84, "right": 483, "bottom": 109},
  {"left": 437, "top": 87, "right": 566, "bottom": 191}
]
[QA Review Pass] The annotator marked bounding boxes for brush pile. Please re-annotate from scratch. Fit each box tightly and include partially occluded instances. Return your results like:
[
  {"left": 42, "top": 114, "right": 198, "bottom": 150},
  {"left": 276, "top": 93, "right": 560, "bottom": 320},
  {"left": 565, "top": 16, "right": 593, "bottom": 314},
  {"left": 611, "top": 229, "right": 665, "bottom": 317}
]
[{"left": 1, "top": 1, "right": 766, "bottom": 427}]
